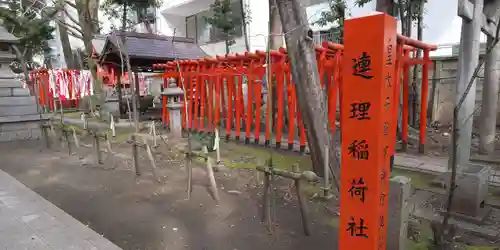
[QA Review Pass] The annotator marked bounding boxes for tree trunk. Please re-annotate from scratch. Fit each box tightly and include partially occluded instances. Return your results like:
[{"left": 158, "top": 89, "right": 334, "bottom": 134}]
[
  {"left": 376, "top": 0, "right": 395, "bottom": 15},
  {"left": 119, "top": 1, "right": 139, "bottom": 131},
  {"left": 336, "top": 1, "right": 345, "bottom": 43},
  {"left": 88, "top": 0, "right": 100, "bottom": 34},
  {"left": 240, "top": 0, "right": 250, "bottom": 51},
  {"left": 410, "top": 0, "right": 424, "bottom": 128},
  {"left": 225, "top": 39, "right": 230, "bottom": 55},
  {"left": 57, "top": 8, "right": 74, "bottom": 68},
  {"left": 76, "top": 0, "right": 100, "bottom": 111},
  {"left": 269, "top": 0, "right": 283, "bottom": 50},
  {"left": 136, "top": 7, "right": 154, "bottom": 33},
  {"left": 276, "top": 0, "right": 340, "bottom": 184},
  {"left": 398, "top": 2, "right": 407, "bottom": 36}
]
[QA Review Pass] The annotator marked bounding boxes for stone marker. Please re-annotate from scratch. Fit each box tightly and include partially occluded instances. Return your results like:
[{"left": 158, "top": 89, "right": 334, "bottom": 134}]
[
  {"left": 388, "top": 176, "right": 411, "bottom": 250},
  {"left": 446, "top": 164, "right": 491, "bottom": 219}
]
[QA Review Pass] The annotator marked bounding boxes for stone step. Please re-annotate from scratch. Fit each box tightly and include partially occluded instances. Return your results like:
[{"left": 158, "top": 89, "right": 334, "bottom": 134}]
[
  {"left": 0, "top": 114, "right": 45, "bottom": 123},
  {"left": 0, "top": 78, "right": 23, "bottom": 88},
  {"left": 0, "top": 125, "right": 42, "bottom": 141},
  {"left": 0, "top": 88, "right": 30, "bottom": 97},
  {"left": 0, "top": 105, "right": 38, "bottom": 117},
  {"left": 0, "top": 121, "right": 40, "bottom": 132},
  {"left": 0, "top": 96, "right": 36, "bottom": 106}
]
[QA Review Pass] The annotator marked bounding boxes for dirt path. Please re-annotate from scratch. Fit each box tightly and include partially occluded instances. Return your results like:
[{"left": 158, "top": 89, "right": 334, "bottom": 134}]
[{"left": 0, "top": 140, "right": 337, "bottom": 250}]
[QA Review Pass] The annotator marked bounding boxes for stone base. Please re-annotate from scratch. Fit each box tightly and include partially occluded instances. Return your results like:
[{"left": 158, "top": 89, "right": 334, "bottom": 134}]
[
  {"left": 0, "top": 121, "right": 42, "bottom": 142},
  {"left": 434, "top": 164, "right": 492, "bottom": 217},
  {"left": 440, "top": 205, "right": 492, "bottom": 224}
]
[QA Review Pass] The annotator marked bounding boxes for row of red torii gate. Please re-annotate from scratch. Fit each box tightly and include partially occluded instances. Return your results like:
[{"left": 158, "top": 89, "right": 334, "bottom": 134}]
[
  {"left": 153, "top": 18, "right": 437, "bottom": 156},
  {"left": 154, "top": 13, "right": 436, "bottom": 249}
]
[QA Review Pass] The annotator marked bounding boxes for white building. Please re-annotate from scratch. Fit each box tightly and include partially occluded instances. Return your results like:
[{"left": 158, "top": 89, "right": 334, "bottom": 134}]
[
  {"left": 156, "top": 0, "right": 334, "bottom": 56},
  {"left": 47, "top": 0, "right": 462, "bottom": 65}
]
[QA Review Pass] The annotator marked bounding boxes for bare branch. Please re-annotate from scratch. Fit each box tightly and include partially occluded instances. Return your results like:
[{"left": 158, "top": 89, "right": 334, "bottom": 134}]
[
  {"left": 64, "top": 0, "right": 77, "bottom": 9},
  {"left": 68, "top": 29, "right": 84, "bottom": 40},
  {"left": 63, "top": 6, "right": 81, "bottom": 26},
  {"left": 57, "top": 19, "right": 83, "bottom": 35},
  {"left": 22, "top": 46, "right": 28, "bottom": 57},
  {"left": 55, "top": 19, "right": 83, "bottom": 41}
]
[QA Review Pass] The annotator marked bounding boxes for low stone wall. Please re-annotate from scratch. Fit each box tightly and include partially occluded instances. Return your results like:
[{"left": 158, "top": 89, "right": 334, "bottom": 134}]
[{"left": 0, "top": 121, "right": 42, "bottom": 142}]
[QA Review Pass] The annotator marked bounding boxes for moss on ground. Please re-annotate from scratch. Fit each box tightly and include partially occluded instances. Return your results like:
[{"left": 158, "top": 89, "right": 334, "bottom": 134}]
[
  {"left": 465, "top": 247, "right": 499, "bottom": 250},
  {"left": 407, "top": 220, "right": 434, "bottom": 250},
  {"left": 218, "top": 141, "right": 311, "bottom": 171},
  {"left": 54, "top": 120, "right": 133, "bottom": 144},
  {"left": 391, "top": 168, "right": 435, "bottom": 190}
]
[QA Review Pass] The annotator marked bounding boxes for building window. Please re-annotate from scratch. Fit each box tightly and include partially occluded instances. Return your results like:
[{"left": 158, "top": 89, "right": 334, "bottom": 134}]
[{"left": 186, "top": 0, "right": 243, "bottom": 44}]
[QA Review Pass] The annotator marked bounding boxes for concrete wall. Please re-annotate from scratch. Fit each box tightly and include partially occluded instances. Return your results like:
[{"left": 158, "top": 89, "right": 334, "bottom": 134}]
[
  {"left": 0, "top": 122, "right": 42, "bottom": 142},
  {"left": 428, "top": 55, "right": 493, "bottom": 125},
  {"left": 159, "top": 0, "right": 332, "bottom": 57}
]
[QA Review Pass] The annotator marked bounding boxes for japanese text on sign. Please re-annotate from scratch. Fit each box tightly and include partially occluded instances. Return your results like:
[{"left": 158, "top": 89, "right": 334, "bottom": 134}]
[
  {"left": 348, "top": 140, "right": 369, "bottom": 160},
  {"left": 347, "top": 217, "right": 369, "bottom": 238},
  {"left": 352, "top": 52, "right": 374, "bottom": 79}
]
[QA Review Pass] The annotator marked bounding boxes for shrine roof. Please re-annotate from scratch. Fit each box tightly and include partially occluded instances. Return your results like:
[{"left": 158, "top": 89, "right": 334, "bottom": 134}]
[{"left": 100, "top": 31, "right": 208, "bottom": 62}]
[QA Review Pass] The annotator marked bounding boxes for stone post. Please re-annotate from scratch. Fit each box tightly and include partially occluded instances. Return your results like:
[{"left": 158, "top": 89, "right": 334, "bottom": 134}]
[
  {"left": 453, "top": 0, "right": 483, "bottom": 169},
  {"left": 168, "top": 102, "right": 183, "bottom": 137},
  {"left": 479, "top": 36, "right": 500, "bottom": 154},
  {"left": 387, "top": 176, "right": 411, "bottom": 250}
]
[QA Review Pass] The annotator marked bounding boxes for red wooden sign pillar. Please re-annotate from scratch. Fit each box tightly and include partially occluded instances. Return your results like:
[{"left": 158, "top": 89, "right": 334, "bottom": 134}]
[{"left": 339, "top": 13, "right": 397, "bottom": 250}]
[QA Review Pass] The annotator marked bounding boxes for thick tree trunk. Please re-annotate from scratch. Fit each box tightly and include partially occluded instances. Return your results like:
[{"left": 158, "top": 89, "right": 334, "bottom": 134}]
[
  {"left": 269, "top": 0, "right": 283, "bottom": 50},
  {"left": 57, "top": 9, "right": 74, "bottom": 68},
  {"left": 412, "top": 0, "right": 425, "bottom": 127},
  {"left": 376, "top": 0, "right": 394, "bottom": 15},
  {"left": 276, "top": 0, "right": 340, "bottom": 184},
  {"left": 88, "top": 0, "right": 100, "bottom": 34},
  {"left": 77, "top": 0, "right": 100, "bottom": 111}
]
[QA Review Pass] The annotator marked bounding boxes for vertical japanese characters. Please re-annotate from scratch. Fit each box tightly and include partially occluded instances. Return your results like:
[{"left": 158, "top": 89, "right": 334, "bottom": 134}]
[{"left": 339, "top": 13, "right": 397, "bottom": 250}]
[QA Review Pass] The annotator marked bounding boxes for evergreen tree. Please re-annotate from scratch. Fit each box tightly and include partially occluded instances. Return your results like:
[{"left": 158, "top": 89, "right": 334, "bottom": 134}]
[
  {"left": 100, "top": 0, "right": 161, "bottom": 32},
  {"left": 314, "top": 0, "right": 346, "bottom": 43},
  {"left": 0, "top": 0, "right": 56, "bottom": 84},
  {"left": 0, "top": 0, "right": 56, "bottom": 64},
  {"left": 205, "top": 0, "right": 242, "bottom": 55}
]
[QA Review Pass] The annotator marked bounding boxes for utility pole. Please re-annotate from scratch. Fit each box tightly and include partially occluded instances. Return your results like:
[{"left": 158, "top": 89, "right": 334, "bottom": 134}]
[{"left": 275, "top": 0, "right": 339, "bottom": 183}]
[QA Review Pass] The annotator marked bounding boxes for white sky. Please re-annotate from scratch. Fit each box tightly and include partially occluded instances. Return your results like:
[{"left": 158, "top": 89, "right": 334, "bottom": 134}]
[{"left": 306, "top": 0, "right": 479, "bottom": 55}]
